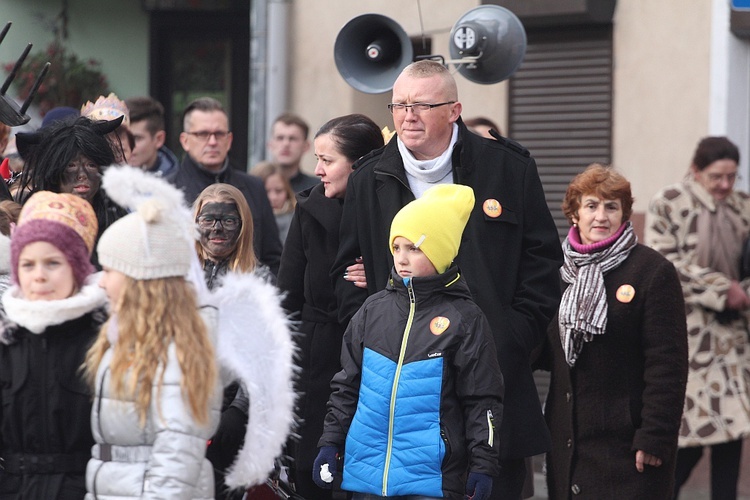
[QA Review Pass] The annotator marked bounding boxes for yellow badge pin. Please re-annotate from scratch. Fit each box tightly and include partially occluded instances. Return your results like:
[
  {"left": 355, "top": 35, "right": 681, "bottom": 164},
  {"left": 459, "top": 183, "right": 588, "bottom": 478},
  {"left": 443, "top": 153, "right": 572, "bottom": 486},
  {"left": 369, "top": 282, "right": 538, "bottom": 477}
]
[
  {"left": 615, "top": 284, "right": 635, "bottom": 303},
  {"left": 430, "top": 316, "right": 450, "bottom": 335},
  {"left": 483, "top": 199, "right": 502, "bottom": 218}
]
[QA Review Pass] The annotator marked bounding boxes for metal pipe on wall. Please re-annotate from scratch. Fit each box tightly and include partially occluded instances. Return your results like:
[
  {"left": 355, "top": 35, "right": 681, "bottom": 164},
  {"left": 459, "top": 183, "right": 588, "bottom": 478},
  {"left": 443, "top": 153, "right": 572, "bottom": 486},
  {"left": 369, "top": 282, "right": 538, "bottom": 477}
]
[
  {"left": 265, "top": 0, "right": 290, "bottom": 162},
  {"left": 248, "top": 0, "right": 269, "bottom": 169}
]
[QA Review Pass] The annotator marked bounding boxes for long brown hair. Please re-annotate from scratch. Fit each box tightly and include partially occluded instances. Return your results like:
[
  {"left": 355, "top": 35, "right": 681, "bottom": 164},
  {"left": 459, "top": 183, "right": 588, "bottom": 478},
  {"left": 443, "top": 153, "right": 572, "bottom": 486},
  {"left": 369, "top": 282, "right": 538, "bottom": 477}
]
[
  {"left": 84, "top": 276, "right": 217, "bottom": 426},
  {"left": 192, "top": 183, "right": 256, "bottom": 273}
]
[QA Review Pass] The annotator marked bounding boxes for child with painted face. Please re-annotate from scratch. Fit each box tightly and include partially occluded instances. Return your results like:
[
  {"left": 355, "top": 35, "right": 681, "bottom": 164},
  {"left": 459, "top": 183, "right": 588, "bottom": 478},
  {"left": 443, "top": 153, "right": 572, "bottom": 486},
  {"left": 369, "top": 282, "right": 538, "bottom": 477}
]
[
  {"left": 193, "top": 184, "right": 259, "bottom": 500},
  {"left": 0, "top": 191, "right": 106, "bottom": 499},
  {"left": 314, "top": 184, "right": 504, "bottom": 500},
  {"left": 193, "top": 183, "right": 255, "bottom": 290},
  {"left": 14, "top": 116, "right": 128, "bottom": 267}
]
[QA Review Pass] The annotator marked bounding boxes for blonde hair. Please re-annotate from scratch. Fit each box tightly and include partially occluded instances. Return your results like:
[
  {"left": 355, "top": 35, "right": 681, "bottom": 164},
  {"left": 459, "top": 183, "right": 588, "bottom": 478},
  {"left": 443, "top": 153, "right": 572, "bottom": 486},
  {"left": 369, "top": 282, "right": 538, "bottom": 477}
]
[
  {"left": 250, "top": 161, "right": 296, "bottom": 215},
  {"left": 84, "top": 276, "right": 217, "bottom": 426},
  {"left": 192, "top": 183, "right": 256, "bottom": 273}
]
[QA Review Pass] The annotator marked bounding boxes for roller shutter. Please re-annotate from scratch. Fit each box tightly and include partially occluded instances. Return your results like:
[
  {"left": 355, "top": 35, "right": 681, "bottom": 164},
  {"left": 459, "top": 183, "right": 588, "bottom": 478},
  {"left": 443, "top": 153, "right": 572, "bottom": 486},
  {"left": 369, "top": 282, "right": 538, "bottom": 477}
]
[{"left": 509, "top": 26, "right": 613, "bottom": 241}]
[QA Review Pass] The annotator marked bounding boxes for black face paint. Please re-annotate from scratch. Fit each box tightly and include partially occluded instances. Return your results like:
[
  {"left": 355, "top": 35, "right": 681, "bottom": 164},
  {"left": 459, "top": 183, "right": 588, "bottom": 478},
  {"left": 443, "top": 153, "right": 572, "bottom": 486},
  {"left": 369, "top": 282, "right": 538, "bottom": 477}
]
[
  {"left": 197, "top": 202, "right": 241, "bottom": 261},
  {"left": 59, "top": 154, "right": 101, "bottom": 202}
]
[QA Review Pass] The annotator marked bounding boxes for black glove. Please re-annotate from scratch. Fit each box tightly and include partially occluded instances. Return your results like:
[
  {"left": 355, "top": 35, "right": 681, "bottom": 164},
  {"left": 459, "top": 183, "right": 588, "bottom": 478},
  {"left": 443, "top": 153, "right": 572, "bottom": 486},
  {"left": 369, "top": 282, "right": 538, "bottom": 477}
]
[
  {"left": 465, "top": 472, "right": 492, "bottom": 500},
  {"left": 206, "top": 406, "right": 248, "bottom": 471},
  {"left": 312, "top": 446, "right": 339, "bottom": 489}
]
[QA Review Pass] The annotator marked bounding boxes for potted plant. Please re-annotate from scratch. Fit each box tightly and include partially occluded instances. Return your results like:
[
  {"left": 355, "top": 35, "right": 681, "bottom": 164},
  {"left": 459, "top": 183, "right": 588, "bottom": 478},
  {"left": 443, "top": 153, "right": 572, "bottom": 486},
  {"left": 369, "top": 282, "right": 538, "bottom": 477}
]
[{"left": 3, "top": 41, "right": 110, "bottom": 116}]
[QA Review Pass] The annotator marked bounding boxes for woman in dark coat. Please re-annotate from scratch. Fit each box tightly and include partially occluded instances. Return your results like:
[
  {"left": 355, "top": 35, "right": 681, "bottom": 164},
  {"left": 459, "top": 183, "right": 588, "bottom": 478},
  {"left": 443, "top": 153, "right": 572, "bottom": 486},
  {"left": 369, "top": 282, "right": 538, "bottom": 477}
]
[
  {"left": 537, "top": 164, "right": 688, "bottom": 499},
  {"left": 277, "top": 114, "right": 383, "bottom": 498}
]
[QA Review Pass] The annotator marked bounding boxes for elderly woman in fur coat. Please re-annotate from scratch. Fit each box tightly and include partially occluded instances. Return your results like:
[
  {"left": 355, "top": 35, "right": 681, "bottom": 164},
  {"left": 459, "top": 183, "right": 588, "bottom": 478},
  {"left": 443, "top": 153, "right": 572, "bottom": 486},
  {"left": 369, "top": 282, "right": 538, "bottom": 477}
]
[
  {"left": 536, "top": 164, "right": 688, "bottom": 499},
  {"left": 647, "top": 136, "right": 750, "bottom": 499}
]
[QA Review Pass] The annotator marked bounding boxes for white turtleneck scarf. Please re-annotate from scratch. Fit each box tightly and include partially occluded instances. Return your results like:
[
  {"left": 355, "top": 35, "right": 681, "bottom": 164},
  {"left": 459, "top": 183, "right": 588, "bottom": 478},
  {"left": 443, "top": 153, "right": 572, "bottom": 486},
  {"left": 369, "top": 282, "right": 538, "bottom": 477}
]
[{"left": 398, "top": 123, "right": 459, "bottom": 198}]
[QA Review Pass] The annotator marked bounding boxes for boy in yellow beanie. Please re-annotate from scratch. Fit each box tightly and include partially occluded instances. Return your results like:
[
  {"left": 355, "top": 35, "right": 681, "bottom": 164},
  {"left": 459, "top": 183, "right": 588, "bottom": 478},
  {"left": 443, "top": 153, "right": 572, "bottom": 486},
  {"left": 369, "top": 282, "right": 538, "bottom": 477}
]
[{"left": 314, "top": 184, "right": 504, "bottom": 500}]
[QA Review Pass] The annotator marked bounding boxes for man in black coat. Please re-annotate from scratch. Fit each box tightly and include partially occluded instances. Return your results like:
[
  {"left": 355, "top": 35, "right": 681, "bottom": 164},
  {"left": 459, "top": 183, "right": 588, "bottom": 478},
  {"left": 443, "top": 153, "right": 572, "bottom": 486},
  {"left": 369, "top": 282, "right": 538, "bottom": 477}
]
[
  {"left": 168, "top": 97, "right": 282, "bottom": 275},
  {"left": 332, "top": 60, "right": 563, "bottom": 499}
]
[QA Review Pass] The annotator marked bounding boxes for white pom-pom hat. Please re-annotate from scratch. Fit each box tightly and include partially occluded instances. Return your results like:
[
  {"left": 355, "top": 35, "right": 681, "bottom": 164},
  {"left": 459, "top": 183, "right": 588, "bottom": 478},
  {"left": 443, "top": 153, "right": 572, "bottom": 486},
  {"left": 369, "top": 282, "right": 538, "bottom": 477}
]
[{"left": 97, "top": 166, "right": 195, "bottom": 280}]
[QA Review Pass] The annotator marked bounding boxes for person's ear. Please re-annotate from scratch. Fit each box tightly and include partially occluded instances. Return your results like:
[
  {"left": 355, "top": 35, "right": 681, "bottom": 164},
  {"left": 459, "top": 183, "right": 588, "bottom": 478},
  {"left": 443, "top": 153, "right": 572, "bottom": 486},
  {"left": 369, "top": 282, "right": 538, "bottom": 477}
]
[
  {"left": 449, "top": 102, "right": 463, "bottom": 123},
  {"left": 179, "top": 132, "right": 190, "bottom": 152},
  {"left": 154, "top": 130, "right": 166, "bottom": 149},
  {"left": 302, "top": 139, "right": 310, "bottom": 153},
  {"left": 689, "top": 164, "right": 700, "bottom": 181}
]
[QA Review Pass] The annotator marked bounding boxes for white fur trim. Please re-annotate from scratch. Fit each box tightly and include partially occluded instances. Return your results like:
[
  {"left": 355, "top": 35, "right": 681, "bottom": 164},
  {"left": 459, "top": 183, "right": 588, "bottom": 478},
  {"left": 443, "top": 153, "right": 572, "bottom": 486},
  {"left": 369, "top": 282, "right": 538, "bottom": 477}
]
[
  {"left": 2, "top": 273, "right": 107, "bottom": 333},
  {"left": 206, "top": 271, "right": 297, "bottom": 488}
]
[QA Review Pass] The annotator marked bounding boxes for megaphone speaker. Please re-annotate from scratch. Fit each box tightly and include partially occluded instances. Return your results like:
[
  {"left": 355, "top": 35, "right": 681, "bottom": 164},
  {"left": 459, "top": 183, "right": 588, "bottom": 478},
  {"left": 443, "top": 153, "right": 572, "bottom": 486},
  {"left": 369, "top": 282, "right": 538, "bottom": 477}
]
[
  {"left": 334, "top": 14, "right": 414, "bottom": 94},
  {"left": 449, "top": 5, "right": 527, "bottom": 85}
]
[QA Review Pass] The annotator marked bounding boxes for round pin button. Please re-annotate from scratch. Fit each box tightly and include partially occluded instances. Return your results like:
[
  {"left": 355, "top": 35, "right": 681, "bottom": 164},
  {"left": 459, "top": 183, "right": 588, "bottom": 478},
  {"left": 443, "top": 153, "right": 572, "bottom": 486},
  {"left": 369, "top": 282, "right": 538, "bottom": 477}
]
[
  {"left": 616, "top": 284, "right": 635, "bottom": 303},
  {"left": 430, "top": 316, "right": 450, "bottom": 335},
  {"left": 483, "top": 199, "right": 502, "bottom": 218}
]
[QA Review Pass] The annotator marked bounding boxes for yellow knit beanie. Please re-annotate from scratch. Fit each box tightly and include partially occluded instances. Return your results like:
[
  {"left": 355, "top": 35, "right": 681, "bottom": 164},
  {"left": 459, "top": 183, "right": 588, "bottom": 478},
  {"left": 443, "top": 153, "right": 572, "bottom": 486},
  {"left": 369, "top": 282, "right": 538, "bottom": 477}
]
[{"left": 389, "top": 184, "right": 475, "bottom": 273}]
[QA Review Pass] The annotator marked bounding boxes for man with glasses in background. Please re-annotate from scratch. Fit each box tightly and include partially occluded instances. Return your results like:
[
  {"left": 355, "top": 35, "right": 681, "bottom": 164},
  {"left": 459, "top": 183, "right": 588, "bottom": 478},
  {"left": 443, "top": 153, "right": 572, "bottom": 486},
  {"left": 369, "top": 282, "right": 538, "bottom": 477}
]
[
  {"left": 170, "top": 96, "right": 282, "bottom": 275},
  {"left": 329, "top": 60, "right": 563, "bottom": 499}
]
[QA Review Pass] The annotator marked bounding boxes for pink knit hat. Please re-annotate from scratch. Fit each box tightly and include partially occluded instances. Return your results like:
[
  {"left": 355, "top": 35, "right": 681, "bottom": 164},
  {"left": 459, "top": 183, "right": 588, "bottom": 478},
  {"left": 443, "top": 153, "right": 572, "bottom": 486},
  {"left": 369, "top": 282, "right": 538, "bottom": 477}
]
[{"left": 11, "top": 191, "right": 98, "bottom": 288}]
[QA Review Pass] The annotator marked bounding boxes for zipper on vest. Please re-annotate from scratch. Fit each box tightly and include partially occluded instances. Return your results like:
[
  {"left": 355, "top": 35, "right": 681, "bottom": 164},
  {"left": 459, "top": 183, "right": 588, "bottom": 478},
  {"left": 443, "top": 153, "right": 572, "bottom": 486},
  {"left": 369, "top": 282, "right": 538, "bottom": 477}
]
[{"left": 382, "top": 280, "right": 416, "bottom": 496}]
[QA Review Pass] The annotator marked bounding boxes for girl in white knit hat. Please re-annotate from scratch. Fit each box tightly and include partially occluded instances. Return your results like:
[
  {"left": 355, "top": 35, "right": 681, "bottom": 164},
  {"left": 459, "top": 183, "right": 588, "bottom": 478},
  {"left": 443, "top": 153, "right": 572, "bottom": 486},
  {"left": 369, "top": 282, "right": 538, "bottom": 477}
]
[{"left": 82, "top": 166, "right": 296, "bottom": 499}]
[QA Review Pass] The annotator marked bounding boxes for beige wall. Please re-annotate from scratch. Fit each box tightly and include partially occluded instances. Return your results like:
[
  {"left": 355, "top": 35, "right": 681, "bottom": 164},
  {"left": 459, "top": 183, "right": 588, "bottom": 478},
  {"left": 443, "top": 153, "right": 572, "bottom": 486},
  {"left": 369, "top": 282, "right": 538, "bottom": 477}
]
[{"left": 612, "top": 0, "right": 712, "bottom": 213}]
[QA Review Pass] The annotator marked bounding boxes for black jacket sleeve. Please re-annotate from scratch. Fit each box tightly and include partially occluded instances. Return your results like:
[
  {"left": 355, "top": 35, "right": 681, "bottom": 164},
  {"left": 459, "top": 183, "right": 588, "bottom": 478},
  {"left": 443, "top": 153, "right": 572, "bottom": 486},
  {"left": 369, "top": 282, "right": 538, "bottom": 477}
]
[
  {"left": 277, "top": 204, "right": 306, "bottom": 317},
  {"left": 331, "top": 173, "right": 370, "bottom": 326}
]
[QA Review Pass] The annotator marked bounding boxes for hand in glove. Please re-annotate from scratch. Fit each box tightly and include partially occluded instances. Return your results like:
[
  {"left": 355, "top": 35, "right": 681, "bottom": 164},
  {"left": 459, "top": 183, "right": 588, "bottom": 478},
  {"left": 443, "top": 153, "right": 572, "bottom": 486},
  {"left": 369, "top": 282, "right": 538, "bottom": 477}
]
[
  {"left": 465, "top": 472, "right": 492, "bottom": 500},
  {"left": 312, "top": 446, "right": 339, "bottom": 489}
]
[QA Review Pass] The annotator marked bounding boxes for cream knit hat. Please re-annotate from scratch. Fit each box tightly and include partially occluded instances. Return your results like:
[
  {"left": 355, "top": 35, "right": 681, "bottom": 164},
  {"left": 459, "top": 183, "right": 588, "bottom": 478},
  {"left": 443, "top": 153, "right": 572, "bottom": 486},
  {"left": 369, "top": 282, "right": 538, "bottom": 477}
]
[
  {"left": 96, "top": 166, "right": 194, "bottom": 280},
  {"left": 389, "top": 184, "right": 475, "bottom": 273}
]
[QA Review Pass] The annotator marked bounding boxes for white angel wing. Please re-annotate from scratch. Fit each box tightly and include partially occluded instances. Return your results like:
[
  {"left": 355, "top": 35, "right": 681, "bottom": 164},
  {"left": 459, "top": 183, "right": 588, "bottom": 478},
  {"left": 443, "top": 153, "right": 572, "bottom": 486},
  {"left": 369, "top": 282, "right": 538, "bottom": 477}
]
[{"left": 208, "top": 271, "right": 297, "bottom": 488}]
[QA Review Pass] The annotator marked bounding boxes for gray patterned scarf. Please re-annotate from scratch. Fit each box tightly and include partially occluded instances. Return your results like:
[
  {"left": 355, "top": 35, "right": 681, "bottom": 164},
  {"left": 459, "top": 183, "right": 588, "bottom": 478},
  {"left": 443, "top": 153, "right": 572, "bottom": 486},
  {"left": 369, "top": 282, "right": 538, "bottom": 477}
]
[{"left": 559, "top": 222, "right": 637, "bottom": 366}]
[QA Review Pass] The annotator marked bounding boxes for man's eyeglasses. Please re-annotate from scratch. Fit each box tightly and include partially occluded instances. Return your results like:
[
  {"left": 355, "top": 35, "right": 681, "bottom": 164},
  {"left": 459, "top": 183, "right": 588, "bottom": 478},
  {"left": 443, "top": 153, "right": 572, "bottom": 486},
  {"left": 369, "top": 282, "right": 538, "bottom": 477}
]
[
  {"left": 387, "top": 102, "right": 455, "bottom": 114},
  {"left": 186, "top": 130, "right": 231, "bottom": 141},
  {"left": 196, "top": 215, "right": 241, "bottom": 230}
]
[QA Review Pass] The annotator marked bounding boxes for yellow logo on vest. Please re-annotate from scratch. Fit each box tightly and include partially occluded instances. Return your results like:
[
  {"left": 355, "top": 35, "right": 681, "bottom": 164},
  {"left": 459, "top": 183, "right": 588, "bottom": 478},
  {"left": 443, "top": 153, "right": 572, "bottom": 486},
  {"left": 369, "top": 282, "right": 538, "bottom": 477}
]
[
  {"left": 430, "top": 316, "right": 450, "bottom": 335},
  {"left": 483, "top": 199, "right": 502, "bottom": 218},
  {"left": 616, "top": 284, "right": 635, "bottom": 303}
]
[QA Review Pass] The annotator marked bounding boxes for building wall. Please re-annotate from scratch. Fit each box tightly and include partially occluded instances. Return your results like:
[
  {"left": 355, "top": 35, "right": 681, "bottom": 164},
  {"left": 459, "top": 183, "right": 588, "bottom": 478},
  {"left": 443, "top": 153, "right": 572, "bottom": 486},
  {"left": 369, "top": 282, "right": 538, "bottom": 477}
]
[
  {"left": 2, "top": 0, "right": 149, "bottom": 127},
  {"left": 612, "top": 0, "right": 713, "bottom": 214}
]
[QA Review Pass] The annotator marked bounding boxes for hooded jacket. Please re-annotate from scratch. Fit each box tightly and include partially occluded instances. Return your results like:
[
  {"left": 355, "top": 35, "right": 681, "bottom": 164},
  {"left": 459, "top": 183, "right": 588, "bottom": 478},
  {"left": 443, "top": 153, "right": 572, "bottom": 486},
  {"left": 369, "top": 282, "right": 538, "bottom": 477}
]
[{"left": 319, "top": 266, "right": 503, "bottom": 499}]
